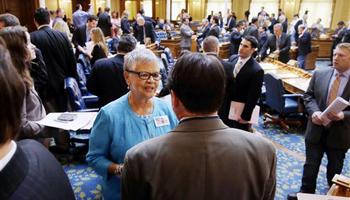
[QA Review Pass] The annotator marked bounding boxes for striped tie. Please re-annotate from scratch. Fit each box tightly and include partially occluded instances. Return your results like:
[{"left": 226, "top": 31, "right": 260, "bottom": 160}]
[{"left": 327, "top": 73, "right": 341, "bottom": 106}]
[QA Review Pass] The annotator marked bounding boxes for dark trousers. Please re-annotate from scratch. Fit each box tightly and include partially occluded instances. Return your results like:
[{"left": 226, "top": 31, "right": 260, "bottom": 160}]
[
  {"left": 232, "top": 120, "right": 250, "bottom": 132},
  {"left": 301, "top": 139, "right": 347, "bottom": 193}
]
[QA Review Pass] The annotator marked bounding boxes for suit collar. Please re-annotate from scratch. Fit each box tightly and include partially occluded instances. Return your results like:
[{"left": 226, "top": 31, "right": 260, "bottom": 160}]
[
  {"left": 321, "top": 69, "right": 336, "bottom": 104},
  {"left": 173, "top": 117, "right": 228, "bottom": 132}
]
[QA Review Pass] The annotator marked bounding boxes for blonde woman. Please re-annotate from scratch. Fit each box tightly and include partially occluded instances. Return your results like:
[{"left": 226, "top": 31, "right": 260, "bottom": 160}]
[{"left": 86, "top": 27, "right": 108, "bottom": 65}]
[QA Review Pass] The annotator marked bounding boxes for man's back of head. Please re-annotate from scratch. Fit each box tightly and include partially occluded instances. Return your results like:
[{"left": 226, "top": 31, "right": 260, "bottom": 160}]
[
  {"left": 168, "top": 52, "right": 225, "bottom": 116},
  {"left": 117, "top": 34, "right": 137, "bottom": 54},
  {"left": 0, "top": 13, "right": 20, "bottom": 29},
  {"left": 34, "top": 8, "right": 50, "bottom": 26},
  {"left": 203, "top": 36, "right": 220, "bottom": 54}
]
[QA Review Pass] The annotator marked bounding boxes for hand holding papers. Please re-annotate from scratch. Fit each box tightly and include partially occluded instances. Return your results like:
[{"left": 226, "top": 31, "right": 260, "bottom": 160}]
[
  {"left": 320, "top": 97, "right": 349, "bottom": 126},
  {"left": 228, "top": 101, "right": 260, "bottom": 125}
]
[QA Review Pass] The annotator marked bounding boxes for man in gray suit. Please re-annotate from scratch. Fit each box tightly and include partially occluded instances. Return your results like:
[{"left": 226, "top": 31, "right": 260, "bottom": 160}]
[
  {"left": 180, "top": 18, "right": 193, "bottom": 51},
  {"left": 122, "top": 52, "right": 276, "bottom": 200},
  {"left": 288, "top": 43, "right": 350, "bottom": 200}
]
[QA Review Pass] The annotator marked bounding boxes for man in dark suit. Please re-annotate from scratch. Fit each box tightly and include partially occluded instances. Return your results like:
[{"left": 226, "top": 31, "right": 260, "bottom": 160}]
[
  {"left": 0, "top": 43, "right": 74, "bottom": 200},
  {"left": 30, "top": 8, "right": 77, "bottom": 112},
  {"left": 97, "top": 7, "right": 112, "bottom": 37},
  {"left": 139, "top": 8, "right": 156, "bottom": 27},
  {"left": 229, "top": 20, "right": 244, "bottom": 56},
  {"left": 122, "top": 52, "right": 276, "bottom": 200},
  {"left": 243, "top": 17, "right": 259, "bottom": 41},
  {"left": 121, "top": 11, "right": 131, "bottom": 34},
  {"left": 207, "top": 15, "right": 221, "bottom": 38},
  {"left": 196, "top": 19, "right": 210, "bottom": 47},
  {"left": 203, "top": 36, "right": 232, "bottom": 73},
  {"left": 72, "top": 15, "right": 98, "bottom": 55},
  {"left": 219, "top": 36, "right": 264, "bottom": 131},
  {"left": 297, "top": 24, "right": 311, "bottom": 69},
  {"left": 225, "top": 11, "right": 236, "bottom": 32},
  {"left": 288, "top": 43, "right": 350, "bottom": 200},
  {"left": 133, "top": 16, "right": 156, "bottom": 44},
  {"left": 259, "top": 23, "right": 291, "bottom": 63},
  {"left": 87, "top": 35, "right": 137, "bottom": 108}
]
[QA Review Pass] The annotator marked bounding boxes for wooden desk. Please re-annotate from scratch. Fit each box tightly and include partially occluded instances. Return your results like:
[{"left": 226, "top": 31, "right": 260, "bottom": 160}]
[
  {"left": 219, "top": 42, "right": 230, "bottom": 59},
  {"left": 261, "top": 59, "right": 312, "bottom": 93},
  {"left": 160, "top": 36, "right": 197, "bottom": 58},
  {"left": 289, "top": 45, "right": 319, "bottom": 70},
  {"left": 160, "top": 38, "right": 181, "bottom": 58},
  {"left": 311, "top": 38, "right": 333, "bottom": 58}
]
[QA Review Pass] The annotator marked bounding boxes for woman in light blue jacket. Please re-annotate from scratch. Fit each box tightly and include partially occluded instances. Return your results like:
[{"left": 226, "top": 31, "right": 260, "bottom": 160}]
[{"left": 86, "top": 48, "right": 178, "bottom": 200}]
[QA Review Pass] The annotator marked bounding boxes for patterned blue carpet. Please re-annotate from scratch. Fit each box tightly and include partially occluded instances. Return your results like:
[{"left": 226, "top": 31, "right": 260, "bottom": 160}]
[{"left": 63, "top": 118, "right": 350, "bottom": 200}]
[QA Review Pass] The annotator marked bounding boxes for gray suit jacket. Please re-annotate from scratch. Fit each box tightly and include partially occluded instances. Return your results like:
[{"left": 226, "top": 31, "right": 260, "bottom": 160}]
[
  {"left": 180, "top": 24, "right": 193, "bottom": 48},
  {"left": 303, "top": 68, "right": 350, "bottom": 149},
  {"left": 122, "top": 117, "right": 276, "bottom": 200}
]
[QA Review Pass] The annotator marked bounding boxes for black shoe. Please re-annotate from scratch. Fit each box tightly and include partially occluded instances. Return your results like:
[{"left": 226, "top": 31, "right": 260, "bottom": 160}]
[{"left": 287, "top": 192, "right": 298, "bottom": 200}]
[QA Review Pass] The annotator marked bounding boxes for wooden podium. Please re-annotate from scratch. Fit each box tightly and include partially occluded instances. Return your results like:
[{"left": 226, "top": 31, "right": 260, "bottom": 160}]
[{"left": 327, "top": 174, "right": 350, "bottom": 197}]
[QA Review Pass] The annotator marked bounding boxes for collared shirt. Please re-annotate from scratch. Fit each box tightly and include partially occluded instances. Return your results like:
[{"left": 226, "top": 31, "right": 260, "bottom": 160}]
[
  {"left": 37, "top": 24, "right": 51, "bottom": 30},
  {"left": 233, "top": 56, "right": 251, "bottom": 77},
  {"left": 327, "top": 68, "right": 350, "bottom": 99},
  {"left": 0, "top": 140, "right": 17, "bottom": 171},
  {"left": 73, "top": 10, "right": 90, "bottom": 27}
]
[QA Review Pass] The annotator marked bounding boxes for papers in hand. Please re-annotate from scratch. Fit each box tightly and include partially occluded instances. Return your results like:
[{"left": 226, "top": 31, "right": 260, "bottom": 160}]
[
  {"left": 320, "top": 97, "right": 350, "bottom": 126},
  {"left": 85, "top": 41, "right": 94, "bottom": 55},
  {"left": 36, "top": 112, "right": 98, "bottom": 131},
  {"left": 228, "top": 101, "right": 260, "bottom": 125}
]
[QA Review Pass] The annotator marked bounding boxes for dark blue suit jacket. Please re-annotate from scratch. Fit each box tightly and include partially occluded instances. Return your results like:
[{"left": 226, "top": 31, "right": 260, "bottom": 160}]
[
  {"left": 87, "top": 54, "right": 128, "bottom": 107},
  {"left": 297, "top": 31, "right": 311, "bottom": 56},
  {"left": 0, "top": 140, "right": 74, "bottom": 200},
  {"left": 121, "top": 17, "right": 131, "bottom": 34},
  {"left": 133, "top": 21, "right": 157, "bottom": 44},
  {"left": 229, "top": 29, "right": 242, "bottom": 56},
  {"left": 97, "top": 12, "right": 112, "bottom": 37}
]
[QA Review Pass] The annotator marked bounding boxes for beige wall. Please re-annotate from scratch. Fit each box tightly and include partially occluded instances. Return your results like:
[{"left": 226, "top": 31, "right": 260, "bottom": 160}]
[
  {"left": 280, "top": 0, "right": 301, "bottom": 21},
  {"left": 45, "top": 0, "right": 72, "bottom": 19},
  {"left": 45, "top": 0, "right": 350, "bottom": 29},
  {"left": 188, "top": 0, "right": 206, "bottom": 21},
  {"left": 331, "top": 0, "right": 350, "bottom": 29},
  {"left": 232, "top": 0, "right": 250, "bottom": 20}
]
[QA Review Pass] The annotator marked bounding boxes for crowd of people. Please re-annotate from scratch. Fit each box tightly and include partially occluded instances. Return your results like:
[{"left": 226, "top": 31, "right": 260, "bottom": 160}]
[{"left": 0, "top": 4, "right": 350, "bottom": 200}]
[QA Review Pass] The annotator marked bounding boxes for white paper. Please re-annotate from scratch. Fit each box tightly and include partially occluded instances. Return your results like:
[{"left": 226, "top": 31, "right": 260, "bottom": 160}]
[
  {"left": 228, "top": 101, "right": 260, "bottom": 125},
  {"left": 297, "top": 193, "right": 349, "bottom": 200},
  {"left": 320, "top": 97, "right": 350, "bottom": 126},
  {"left": 85, "top": 41, "right": 94, "bottom": 55},
  {"left": 36, "top": 112, "right": 98, "bottom": 131}
]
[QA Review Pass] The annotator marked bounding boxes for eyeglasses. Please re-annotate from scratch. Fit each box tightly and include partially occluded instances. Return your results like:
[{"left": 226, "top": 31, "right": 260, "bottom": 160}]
[{"left": 126, "top": 70, "right": 161, "bottom": 81}]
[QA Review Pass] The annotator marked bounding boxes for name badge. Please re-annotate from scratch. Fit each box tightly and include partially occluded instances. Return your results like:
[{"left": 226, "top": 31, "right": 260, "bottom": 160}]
[{"left": 154, "top": 116, "right": 170, "bottom": 127}]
